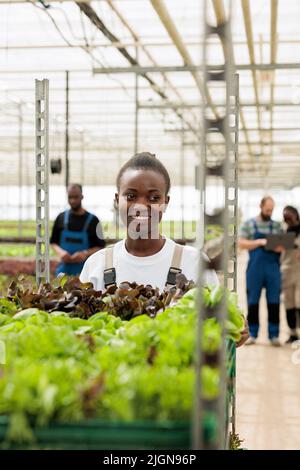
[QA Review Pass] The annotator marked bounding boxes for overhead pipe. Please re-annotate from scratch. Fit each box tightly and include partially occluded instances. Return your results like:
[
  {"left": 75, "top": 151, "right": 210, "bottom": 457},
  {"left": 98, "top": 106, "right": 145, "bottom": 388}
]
[
  {"left": 241, "top": 0, "right": 264, "bottom": 157},
  {"left": 211, "top": 0, "right": 253, "bottom": 159},
  {"left": 262, "top": 0, "right": 278, "bottom": 179},
  {"left": 270, "top": 0, "right": 278, "bottom": 135},
  {"left": 76, "top": 1, "right": 200, "bottom": 137},
  {"left": 150, "top": 0, "right": 220, "bottom": 119},
  {"left": 105, "top": 0, "right": 201, "bottom": 142},
  {"left": 106, "top": 0, "right": 182, "bottom": 103}
]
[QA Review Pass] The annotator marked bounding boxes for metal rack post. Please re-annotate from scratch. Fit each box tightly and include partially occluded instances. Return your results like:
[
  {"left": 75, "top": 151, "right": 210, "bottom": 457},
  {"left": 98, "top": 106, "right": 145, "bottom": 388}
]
[
  {"left": 229, "top": 73, "right": 239, "bottom": 293},
  {"left": 193, "top": 0, "right": 234, "bottom": 450},
  {"left": 35, "top": 79, "right": 50, "bottom": 286},
  {"left": 18, "top": 102, "right": 23, "bottom": 238},
  {"left": 134, "top": 45, "right": 139, "bottom": 154},
  {"left": 228, "top": 73, "right": 239, "bottom": 438},
  {"left": 65, "top": 71, "right": 70, "bottom": 190}
]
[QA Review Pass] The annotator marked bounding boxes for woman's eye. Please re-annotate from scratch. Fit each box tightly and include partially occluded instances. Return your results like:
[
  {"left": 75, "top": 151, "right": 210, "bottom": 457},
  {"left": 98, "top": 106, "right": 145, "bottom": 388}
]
[
  {"left": 149, "top": 195, "right": 161, "bottom": 202},
  {"left": 125, "top": 194, "right": 135, "bottom": 200}
]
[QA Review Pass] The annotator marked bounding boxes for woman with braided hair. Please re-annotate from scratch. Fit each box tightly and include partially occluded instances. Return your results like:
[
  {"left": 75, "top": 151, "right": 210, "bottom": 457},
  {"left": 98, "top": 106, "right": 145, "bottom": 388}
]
[{"left": 80, "top": 151, "right": 249, "bottom": 347}]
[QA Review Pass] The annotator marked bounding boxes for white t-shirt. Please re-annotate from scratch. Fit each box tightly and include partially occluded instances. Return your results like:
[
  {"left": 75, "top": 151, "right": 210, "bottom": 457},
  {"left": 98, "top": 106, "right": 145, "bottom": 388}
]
[{"left": 80, "top": 238, "right": 219, "bottom": 292}]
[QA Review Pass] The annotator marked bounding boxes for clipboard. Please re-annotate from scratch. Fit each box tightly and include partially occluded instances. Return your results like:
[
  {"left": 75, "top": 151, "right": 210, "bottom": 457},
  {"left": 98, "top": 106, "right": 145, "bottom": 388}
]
[{"left": 265, "top": 233, "right": 296, "bottom": 251}]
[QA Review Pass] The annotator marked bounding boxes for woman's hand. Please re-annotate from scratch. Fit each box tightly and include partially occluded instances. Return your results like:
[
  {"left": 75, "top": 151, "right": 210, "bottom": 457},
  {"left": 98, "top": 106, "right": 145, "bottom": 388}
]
[{"left": 236, "top": 318, "right": 250, "bottom": 348}]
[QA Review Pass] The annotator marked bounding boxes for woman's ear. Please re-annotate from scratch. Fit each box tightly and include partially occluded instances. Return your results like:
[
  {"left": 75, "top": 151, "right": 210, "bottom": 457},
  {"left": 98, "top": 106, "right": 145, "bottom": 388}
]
[{"left": 114, "top": 193, "right": 119, "bottom": 205}]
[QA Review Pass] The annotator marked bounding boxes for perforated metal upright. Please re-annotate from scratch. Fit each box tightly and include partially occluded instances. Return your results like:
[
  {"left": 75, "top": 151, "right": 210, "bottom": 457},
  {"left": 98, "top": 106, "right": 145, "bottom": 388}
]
[
  {"left": 193, "top": 0, "right": 235, "bottom": 450},
  {"left": 35, "top": 79, "right": 50, "bottom": 285},
  {"left": 227, "top": 73, "right": 239, "bottom": 440},
  {"left": 228, "top": 73, "right": 239, "bottom": 293}
]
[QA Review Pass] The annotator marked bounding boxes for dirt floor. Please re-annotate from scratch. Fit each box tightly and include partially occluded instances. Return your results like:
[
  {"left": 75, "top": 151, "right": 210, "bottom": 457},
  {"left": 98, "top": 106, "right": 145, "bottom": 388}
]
[{"left": 236, "top": 251, "right": 300, "bottom": 450}]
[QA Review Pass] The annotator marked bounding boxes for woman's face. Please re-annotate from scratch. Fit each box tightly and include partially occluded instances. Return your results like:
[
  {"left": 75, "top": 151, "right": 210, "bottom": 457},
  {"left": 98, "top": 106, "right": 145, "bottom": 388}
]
[
  {"left": 115, "top": 169, "right": 169, "bottom": 239},
  {"left": 283, "top": 209, "right": 298, "bottom": 227}
]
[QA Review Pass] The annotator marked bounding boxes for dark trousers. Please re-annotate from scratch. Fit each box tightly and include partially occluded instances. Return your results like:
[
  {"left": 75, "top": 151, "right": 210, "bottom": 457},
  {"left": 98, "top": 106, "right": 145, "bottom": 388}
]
[
  {"left": 248, "top": 303, "right": 280, "bottom": 339},
  {"left": 286, "top": 308, "right": 300, "bottom": 331}
]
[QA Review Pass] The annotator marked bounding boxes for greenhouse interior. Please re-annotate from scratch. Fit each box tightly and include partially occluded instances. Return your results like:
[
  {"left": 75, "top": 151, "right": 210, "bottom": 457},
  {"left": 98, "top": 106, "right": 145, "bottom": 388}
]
[{"left": 0, "top": 0, "right": 300, "bottom": 452}]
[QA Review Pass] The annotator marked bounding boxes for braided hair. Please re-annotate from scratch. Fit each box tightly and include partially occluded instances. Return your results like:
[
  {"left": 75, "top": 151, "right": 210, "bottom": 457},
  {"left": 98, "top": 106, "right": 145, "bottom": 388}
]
[{"left": 116, "top": 152, "right": 171, "bottom": 194}]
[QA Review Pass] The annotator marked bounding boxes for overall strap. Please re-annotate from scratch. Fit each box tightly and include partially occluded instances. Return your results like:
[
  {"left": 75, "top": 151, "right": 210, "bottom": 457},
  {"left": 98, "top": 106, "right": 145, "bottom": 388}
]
[
  {"left": 83, "top": 212, "right": 94, "bottom": 232},
  {"left": 103, "top": 246, "right": 116, "bottom": 288},
  {"left": 165, "top": 243, "right": 183, "bottom": 287},
  {"left": 63, "top": 210, "right": 70, "bottom": 229}
]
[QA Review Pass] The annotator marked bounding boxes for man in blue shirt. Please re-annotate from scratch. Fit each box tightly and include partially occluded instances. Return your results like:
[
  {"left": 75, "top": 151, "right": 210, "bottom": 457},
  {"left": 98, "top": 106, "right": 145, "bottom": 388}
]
[{"left": 238, "top": 196, "right": 283, "bottom": 346}]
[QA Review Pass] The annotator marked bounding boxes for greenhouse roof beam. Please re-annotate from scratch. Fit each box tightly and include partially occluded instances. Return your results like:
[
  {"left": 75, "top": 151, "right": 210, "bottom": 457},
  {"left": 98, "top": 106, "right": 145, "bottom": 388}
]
[
  {"left": 76, "top": 1, "right": 199, "bottom": 137},
  {"left": 269, "top": 0, "right": 278, "bottom": 142},
  {"left": 261, "top": 0, "right": 279, "bottom": 182},
  {"left": 183, "top": 141, "right": 300, "bottom": 149},
  {"left": 150, "top": 0, "right": 220, "bottom": 119},
  {"left": 138, "top": 101, "right": 300, "bottom": 109},
  {"left": 105, "top": 0, "right": 180, "bottom": 103},
  {"left": 241, "top": 0, "right": 263, "bottom": 158},
  {"left": 0, "top": 0, "right": 93, "bottom": 2},
  {"left": 94, "top": 65, "right": 205, "bottom": 73},
  {"left": 241, "top": 127, "right": 300, "bottom": 131},
  {"left": 211, "top": 0, "right": 253, "bottom": 159},
  {"left": 3, "top": 39, "right": 300, "bottom": 50},
  {"left": 195, "top": 141, "right": 300, "bottom": 146},
  {"left": 171, "top": 125, "right": 300, "bottom": 132},
  {"left": 93, "top": 63, "right": 300, "bottom": 74},
  {"left": 1, "top": 63, "right": 300, "bottom": 75},
  {"left": 104, "top": 0, "right": 201, "bottom": 138}
]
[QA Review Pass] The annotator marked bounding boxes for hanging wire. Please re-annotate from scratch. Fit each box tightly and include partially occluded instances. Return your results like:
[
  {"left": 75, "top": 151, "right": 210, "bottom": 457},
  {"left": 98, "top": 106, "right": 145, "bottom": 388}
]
[{"left": 30, "top": 1, "right": 133, "bottom": 100}]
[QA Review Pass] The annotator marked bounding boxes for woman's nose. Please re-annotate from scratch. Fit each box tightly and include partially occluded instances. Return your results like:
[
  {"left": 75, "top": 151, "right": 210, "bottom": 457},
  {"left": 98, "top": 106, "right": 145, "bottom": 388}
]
[{"left": 135, "top": 196, "right": 151, "bottom": 207}]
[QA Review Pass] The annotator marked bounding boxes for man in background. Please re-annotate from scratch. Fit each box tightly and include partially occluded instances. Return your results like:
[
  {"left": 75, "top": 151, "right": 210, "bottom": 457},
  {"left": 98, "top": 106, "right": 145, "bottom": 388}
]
[
  {"left": 50, "top": 184, "right": 105, "bottom": 276},
  {"left": 238, "top": 196, "right": 283, "bottom": 346}
]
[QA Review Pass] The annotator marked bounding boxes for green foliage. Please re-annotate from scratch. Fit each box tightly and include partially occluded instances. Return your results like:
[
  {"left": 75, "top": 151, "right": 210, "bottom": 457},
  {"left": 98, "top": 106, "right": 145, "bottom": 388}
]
[
  {"left": 205, "top": 225, "right": 223, "bottom": 241},
  {"left": 0, "top": 245, "right": 35, "bottom": 258},
  {"left": 229, "top": 432, "right": 245, "bottom": 450},
  {"left": 0, "top": 283, "right": 245, "bottom": 444},
  {"left": 0, "top": 298, "right": 17, "bottom": 316},
  {"left": 0, "top": 245, "right": 55, "bottom": 258}
]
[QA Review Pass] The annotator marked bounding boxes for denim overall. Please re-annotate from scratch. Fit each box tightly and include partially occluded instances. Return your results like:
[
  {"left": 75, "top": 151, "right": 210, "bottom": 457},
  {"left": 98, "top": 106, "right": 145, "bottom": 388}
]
[
  {"left": 55, "top": 210, "right": 93, "bottom": 276},
  {"left": 246, "top": 219, "right": 281, "bottom": 339}
]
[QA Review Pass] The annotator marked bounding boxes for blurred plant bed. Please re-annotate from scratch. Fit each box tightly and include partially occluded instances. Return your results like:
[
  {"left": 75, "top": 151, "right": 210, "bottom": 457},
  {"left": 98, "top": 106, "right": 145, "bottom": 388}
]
[
  {"left": 205, "top": 225, "right": 223, "bottom": 241},
  {"left": 0, "top": 221, "right": 223, "bottom": 242},
  {"left": 0, "top": 260, "right": 58, "bottom": 276},
  {"left": 0, "top": 244, "right": 52, "bottom": 258},
  {"left": 0, "top": 221, "right": 46, "bottom": 238},
  {"left": 0, "top": 275, "right": 35, "bottom": 296},
  {"left": 204, "top": 225, "right": 236, "bottom": 261}
]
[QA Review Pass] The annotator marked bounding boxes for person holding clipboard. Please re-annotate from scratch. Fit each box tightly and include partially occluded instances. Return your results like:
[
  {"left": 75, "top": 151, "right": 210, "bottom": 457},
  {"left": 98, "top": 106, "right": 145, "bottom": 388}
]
[
  {"left": 238, "top": 196, "right": 284, "bottom": 346},
  {"left": 280, "top": 206, "right": 300, "bottom": 343}
]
